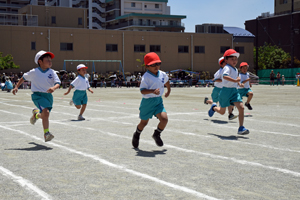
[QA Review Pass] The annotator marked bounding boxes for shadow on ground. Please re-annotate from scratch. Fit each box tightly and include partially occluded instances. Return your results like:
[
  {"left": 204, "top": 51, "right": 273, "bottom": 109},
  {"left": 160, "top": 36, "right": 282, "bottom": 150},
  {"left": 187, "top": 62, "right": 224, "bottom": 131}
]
[
  {"left": 134, "top": 148, "right": 167, "bottom": 157},
  {"left": 5, "top": 142, "right": 53, "bottom": 151},
  {"left": 208, "top": 133, "right": 249, "bottom": 140}
]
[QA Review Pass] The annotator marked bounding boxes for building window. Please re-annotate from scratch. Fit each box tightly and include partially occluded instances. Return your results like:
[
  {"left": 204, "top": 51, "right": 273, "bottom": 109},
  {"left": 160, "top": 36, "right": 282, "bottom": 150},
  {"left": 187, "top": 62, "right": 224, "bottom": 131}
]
[
  {"left": 78, "top": 18, "right": 82, "bottom": 25},
  {"left": 235, "top": 46, "right": 244, "bottom": 54},
  {"left": 106, "top": 44, "right": 118, "bottom": 52},
  {"left": 31, "top": 42, "right": 36, "bottom": 50},
  {"left": 131, "top": 2, "right": 135, "bottom": 7},
  {"left": 150, "top": 45, "right": 161, "bottom": 53},
  {"left": 155, "top": 4, "right": 159, "bottom": 8},
  {"left": 195, "top": 46, "right": 205, "bottom": 53},
  {"left": 144, "top": 5, "right": 147, "bottom": 8},
  {"left": 280, "top": 0, "right": 288, "bottom": 4},
  {"left": 51, "top": 16, "right": 56, "bottom": 24},
  {"left": 60, "top": 43, "right": 73, "bottom": 51},
  {"left": 178, "top": 46, "right": 189, "bottom": 53},
  {"left": 220, "top": 46, "right": 230, "bottom": 54},
  {"left": 134, "top": 45, "right": 145, "bottom": 52}
]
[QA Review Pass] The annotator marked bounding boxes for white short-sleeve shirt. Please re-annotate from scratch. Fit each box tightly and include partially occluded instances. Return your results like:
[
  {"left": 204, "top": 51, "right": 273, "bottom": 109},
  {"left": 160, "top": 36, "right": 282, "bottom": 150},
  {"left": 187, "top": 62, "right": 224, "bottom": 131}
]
[
  {"left": 238, "top": 72, "right": 250, "bottom": 89},
  {"left": 71, "top": 75, "right": 90, "bottom": 90},
  {"left": 140, "top": 70, "right": 169, "bottom": 99},
  {"left": 213, "top": 67, "right": 223, "bottom": 88},
  {"left": 222, "top": 64, "right": 238, "bottom": 88},
  {"left": 23, "top": 67, "right": 61, "bottom": 93}
]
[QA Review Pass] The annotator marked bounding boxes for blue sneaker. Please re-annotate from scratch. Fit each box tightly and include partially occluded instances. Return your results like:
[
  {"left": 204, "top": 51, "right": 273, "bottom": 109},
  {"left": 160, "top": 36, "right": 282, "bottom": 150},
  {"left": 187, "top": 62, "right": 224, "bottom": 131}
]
[
  {"left": 208, "top": 103, "right": 217, "bottom": 117},
  {"left": 238, "top": 126, "right": 250, "bottom": 135}
]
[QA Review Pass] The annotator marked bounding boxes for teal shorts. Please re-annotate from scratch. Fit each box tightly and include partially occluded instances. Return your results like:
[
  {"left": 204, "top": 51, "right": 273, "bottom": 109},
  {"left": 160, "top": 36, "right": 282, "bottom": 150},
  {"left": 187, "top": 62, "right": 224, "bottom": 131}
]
[
  {"left": 139, "top": 97, "right": 166, "bottom": 120},
  {"left": 219, "top": 87, "right": 242, "bottom": 108},
  {"left": 72, "top": 90, "right": 88, "bottom": 105},
  {"left": 31, "top": 92, "right": 53, "bottom": 113},
  {"left": 238, "top": 88, "right": 253, "bottom": 98},
  {"left": 211, "top": 87, "right": 222, "bottom": 103}
]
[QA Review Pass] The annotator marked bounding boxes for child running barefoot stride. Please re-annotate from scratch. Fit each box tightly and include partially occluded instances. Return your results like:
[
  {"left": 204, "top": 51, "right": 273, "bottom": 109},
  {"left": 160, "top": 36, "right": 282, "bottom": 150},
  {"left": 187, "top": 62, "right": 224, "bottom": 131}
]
[
  {"left": 12, "top": 50, "right": 61, "bottom": 142},
  {"left": 132, "top": 52, "right": 171, "bottom": 148},
  {"left": 238, "top": 62, "right": 253, "bottom": 110},
  {"left": 64, "top": 64, "right": 93, "bottom": 120},
  {"left": 208, "top": 49, "right": 249, "bottom": 135}
]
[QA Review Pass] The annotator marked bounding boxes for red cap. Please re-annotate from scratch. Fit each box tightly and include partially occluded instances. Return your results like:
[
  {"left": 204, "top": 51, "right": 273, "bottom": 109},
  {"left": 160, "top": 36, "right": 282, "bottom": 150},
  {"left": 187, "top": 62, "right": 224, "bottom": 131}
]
[
  {"left": 218, "top": 57, "right": 224, "bottom": 66},
  {"left": 144, "top": 52, "right": 161, "bottom": 66},
  {"left": 223, "top": 49, "right": 240, "bottom": 58},
  {"left": 240, "top": 62, "right": 249, "bottom": 68}
]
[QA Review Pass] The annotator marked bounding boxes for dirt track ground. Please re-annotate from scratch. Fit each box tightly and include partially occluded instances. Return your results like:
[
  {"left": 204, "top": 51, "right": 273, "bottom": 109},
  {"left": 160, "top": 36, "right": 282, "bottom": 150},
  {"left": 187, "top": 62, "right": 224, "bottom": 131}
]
[{"left": 0, "top": 85, "right": 300, "bottom": 200}]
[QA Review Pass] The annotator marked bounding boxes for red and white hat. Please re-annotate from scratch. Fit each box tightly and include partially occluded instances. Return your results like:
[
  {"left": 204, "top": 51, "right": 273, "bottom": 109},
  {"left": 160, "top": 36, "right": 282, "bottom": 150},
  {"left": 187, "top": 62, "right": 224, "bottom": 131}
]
[
  {"left": 218, "top": 57, "right": 224, "bottom": 66},
  {"left": 223, "top": 49, "right": 240, "bottom": 58},
  {"left": 144, "top": 52, "right": 161, "bottom": 66},
  {"left": 77, "top": 64, "right": 88, "bottom": 70},
  {"left": 34, "top": 50, "right": 54, "bottom": 64},
  {"left": 239, "top": 62, "right": 249, "bottom": 68}
]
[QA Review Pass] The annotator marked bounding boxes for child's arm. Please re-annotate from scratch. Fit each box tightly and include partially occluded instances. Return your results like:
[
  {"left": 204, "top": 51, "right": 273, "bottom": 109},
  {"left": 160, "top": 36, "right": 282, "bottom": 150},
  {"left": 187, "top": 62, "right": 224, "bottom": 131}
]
[
  {"left": 242, "top": 78, "right": 251, "bottom": 84},
  {"left": 64, "top": 85, "right": 73, "bottom": 95},
  {"left": 164, "top": 81, "right": 171, "bottom": 98},
  {"left": 47, "top": 83, "right": 60, "bottom": 93},
  {"left": 214, "top": 79, "right": 222, "bottom": 82},
  {"left": 223, "top": 75, "right": 240, "bottom": 83},
  {"left": 88, "top": 87, "right": 94, "bottom": 94},
  {"left": 12, "top": 77, "right": 25, "bottom": 95},
  {"left": 141, "top": 89, "right": 160, "bottom": 95}
]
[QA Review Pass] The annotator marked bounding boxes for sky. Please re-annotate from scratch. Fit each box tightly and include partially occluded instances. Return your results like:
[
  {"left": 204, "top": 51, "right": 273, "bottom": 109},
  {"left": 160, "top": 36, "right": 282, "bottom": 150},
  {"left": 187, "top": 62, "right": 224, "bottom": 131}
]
[{"left": 168, "top": 0, "right": 275, "bottom": 33}]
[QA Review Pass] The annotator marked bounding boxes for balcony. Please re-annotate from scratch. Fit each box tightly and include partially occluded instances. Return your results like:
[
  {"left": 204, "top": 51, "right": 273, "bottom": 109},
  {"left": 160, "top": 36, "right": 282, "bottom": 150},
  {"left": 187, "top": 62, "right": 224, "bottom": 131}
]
[
  {"left": 106, "top": 20, "right": 185, "bottom": 30},
  {"left": 0, "top": 13, "right": 38, "bottom": 26}
]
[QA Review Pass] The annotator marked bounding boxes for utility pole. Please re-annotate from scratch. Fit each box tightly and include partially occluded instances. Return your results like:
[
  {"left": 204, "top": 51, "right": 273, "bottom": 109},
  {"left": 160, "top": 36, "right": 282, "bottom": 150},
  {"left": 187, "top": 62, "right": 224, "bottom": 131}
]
[
  {"left": 291, "top": 0, "right": 294, "bottom": 68},
  {"left": 255, "top": 17, "right": 259, "bottom": 72}
]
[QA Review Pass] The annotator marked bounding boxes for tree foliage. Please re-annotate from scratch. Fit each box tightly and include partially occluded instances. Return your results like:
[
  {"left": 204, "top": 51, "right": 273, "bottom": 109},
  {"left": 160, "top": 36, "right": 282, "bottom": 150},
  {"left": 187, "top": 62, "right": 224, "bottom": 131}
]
[
  {"left": 254, "top": 43, "right": 290, "bottom": 70},
  {"left": 0, "top": 52, "right": 19, "bottom": 70}
]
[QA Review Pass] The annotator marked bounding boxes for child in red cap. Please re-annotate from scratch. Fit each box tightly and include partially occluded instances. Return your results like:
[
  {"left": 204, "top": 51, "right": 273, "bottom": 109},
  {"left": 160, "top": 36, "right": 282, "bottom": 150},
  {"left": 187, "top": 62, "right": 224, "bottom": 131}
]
[
  {"left": 238, "top": 62, "right": 253, "bottom": 110},
  {"left": 132, "top": 52, "right": 171, "bottom": 148},
  {"left": 208, "top": 49, "right": 249, "bottom": 135}
]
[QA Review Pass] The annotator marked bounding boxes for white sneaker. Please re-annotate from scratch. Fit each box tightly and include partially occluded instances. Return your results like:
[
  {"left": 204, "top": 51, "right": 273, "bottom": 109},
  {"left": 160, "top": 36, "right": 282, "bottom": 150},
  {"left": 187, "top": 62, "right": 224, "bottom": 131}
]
[
  {"left": 44, "top": 132, "right": 54, "bottom": 142},
  {"left": 69, "top": 100, "right": 74, "bottom": 106},
  {"left": 78, "top": 115, "right": 85, "bottom": 120},
  {"left": 30, "top": 108, "right": 39, "bottom": 125}
]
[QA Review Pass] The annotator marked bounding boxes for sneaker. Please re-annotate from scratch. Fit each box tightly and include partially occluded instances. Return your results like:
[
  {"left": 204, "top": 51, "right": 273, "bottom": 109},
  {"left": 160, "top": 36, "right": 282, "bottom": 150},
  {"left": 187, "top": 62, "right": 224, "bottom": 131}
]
[
  {"left": 204, "top": 97, "right": 209, "bottom": 105},
  {"left": 238, "top": 126, "right": 250, "bottom": 135},
  {"left": 152, "top": 133, "right": 163, "bottom": 147},
  {"left": 132, "top": 132, "right": 140, "bottom": 148},
  {"left": 245, "top": 102, "right": 253, "bottom": 110},
  {"left": 30, "top": 108, "right": 39, "bottom": 125},
  {"left": 69, "top": 100, "right": 74, "bottom": 106},
  {"left": 208, "top": 103, "right": 217, "bottom": 117},
  {"left": 44, "top": 132, "right": 54, "bottom": 142},
  {"left": 228, "top": 113, "right": 238, "bottom": 120},
  {"left": 78, "top": 115, "right": 85, "bottom": 120}
]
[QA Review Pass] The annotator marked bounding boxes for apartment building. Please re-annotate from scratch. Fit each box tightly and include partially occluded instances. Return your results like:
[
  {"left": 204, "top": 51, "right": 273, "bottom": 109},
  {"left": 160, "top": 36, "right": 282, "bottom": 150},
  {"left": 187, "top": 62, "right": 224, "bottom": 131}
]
[{"left": 275, "top": 0, "right": 300, "bottom": 15}]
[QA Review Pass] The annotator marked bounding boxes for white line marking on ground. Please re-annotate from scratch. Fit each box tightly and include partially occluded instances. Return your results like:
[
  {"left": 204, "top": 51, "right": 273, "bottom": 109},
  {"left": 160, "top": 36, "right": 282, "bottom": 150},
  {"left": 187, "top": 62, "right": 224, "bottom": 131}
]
[
  {"left": 0, "top": 166, "right": 52, "bottom": 200},
  {"left": 0, "top": 125, "right": 220, "bottom": 200}
]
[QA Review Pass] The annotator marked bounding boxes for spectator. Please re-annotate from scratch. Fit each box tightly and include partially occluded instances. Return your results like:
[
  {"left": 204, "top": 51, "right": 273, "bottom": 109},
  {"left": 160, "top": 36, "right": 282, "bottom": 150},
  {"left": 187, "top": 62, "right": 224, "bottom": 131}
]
[
  {"left": 126, "top": 75, "right": 132, "bottom": 88},
  {"left": 276, "top": 72, "right": 281, "bottom": 86},
  {"left": 281, "top": 75, "right": 285, "bottom": 86},
  {"left": 93, "top": 72, "right": 98, "bottom": 88},
  {"left": 270, "top": 70, "right": 275, "bottom": 86},
  {"left": 2, "top": 77, "right": 13, "bottom": 92}
]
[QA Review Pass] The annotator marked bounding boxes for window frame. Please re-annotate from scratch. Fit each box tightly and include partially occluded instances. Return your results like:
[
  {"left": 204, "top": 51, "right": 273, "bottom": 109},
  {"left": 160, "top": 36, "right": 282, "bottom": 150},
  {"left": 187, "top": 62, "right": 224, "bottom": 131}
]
[
  {"left": 60, "top": 43, "right": 73, "bottom": 51},
  {"left": 134, "top": 45, "right": 146, "bottom": 52},
  {"left": 178, "top": 45, "right": 189, "bottom": 53},
  {"left": 106, "top": 44, "right": 118, "bottom": 52}
]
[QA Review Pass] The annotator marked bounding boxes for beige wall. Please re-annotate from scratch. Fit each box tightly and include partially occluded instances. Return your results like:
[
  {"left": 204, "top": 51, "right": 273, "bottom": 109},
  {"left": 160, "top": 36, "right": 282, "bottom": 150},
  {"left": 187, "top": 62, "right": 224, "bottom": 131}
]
[
  {"left": 275, "top": 0, "right": 300, "bottom": 14},
  {"left": 18, "top": 5, "right": 87, "bottom": 29},
  {"left": 0, "top": 26, "right": 254, "bottom": 75}
]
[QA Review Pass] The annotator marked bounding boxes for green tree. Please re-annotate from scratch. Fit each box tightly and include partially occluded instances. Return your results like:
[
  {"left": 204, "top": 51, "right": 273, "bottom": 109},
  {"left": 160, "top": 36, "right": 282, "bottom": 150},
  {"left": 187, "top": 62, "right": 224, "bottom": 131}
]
[
  {"left": 254, "top": 44, "right": 290, "bottom": 70},
  {"left": 136, "top": 53, "right": 146, "bottom": 71},
  {"left": 0, "top": 52, "right": 19, "bottom": 70}
]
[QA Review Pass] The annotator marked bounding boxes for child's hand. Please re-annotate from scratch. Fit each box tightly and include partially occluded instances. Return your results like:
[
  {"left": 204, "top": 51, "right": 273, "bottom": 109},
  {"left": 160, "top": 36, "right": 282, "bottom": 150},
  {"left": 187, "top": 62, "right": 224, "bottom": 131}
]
[
  {"left": 236, "top": 77, "right": 241, "bottom": 83},
  {"left": 64, "top": 91, "right": 69, "bottom": 95},
  {"left": 153, "top": 88, "right": 160, "bottom": 95},
  {"left": 165, "top": 91, "right": 170, "bottom": 98},
  {"left": 12, "top": 88, "right": 18, "bottom": 95},
  {"left": 240, "top": 83, "right": 245, "bottom": 88},
  {"left": 47, "top": 87, "right": 55, "bottom": 93},
  {"left": 89, "top": 89, "right": 94, "bottom": 94}
]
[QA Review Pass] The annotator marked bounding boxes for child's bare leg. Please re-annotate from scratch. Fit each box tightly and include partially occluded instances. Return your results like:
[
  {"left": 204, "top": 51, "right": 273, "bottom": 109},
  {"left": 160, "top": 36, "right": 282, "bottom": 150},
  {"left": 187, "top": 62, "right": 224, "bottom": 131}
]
[
  {"left": 234, "top": 102, "right": 244, "bottom": 127},
  {"left": 156, "top": 112, "right": 168, "bottom": 130},
  {"left": 246, "top": 92, "right": 253, "bottom": 104},
  {"left": 38, "top": 108, "right": 49, "bottom": 130},
  {"left": 228, "top": 105, "right": 234, "bottom": 114},
  {"left": 137, "top": 119, "right": 149, "bottom": 131},
  {"left": 213, "top": 106, "right": 226, "bottom": 115},
  {"left": 79, "top": 104, "right": 86, "bottom": 116},
  {"left": 206, "top": 99, "right": 213, "bottom": 104},
  {"left": 75, "top": 105, "right": 81, "bottom": 109}
]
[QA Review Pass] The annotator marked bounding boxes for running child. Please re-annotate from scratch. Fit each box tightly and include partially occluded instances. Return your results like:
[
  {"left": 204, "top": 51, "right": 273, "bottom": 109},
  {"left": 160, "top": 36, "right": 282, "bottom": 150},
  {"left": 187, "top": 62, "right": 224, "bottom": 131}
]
[
  {"left": 12, "top": 50, "right": 61, "bottom": 142},
  {"left": 64, "top": 64, "right": 93, "bottom": 120},
  {"left": 204, "top": 57, "right": 237, "bottom": 120},
  {"left": 208, "top": 49, "right": 249, "bottom": 135},
  {"left": 132, "top": 52, "right": 171, "bottom": 148},
  {"left": 238, "top": 62, "right": 253, "bottom": 110}
]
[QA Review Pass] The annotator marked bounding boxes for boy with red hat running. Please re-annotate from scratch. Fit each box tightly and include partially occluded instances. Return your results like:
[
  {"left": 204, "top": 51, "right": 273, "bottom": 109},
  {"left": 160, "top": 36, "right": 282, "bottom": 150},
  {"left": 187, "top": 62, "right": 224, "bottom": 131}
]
[
  {"left": 132, "top": 52, "right": 171, "bottom": 148},
  {"left": 12, "top": 50, "right": 61, "bottom": 142},
  {"left": 208, "top": 49, "right": 249, "bottom": 135},
  {"left": 238, "top": 62, "right": 253, "bottom": 110},
  {"left": 204, "top": 56, "right": 237, "bottom": 120},
  {"left": 64, "top": 64, "right": 94, "bottom": 120}
]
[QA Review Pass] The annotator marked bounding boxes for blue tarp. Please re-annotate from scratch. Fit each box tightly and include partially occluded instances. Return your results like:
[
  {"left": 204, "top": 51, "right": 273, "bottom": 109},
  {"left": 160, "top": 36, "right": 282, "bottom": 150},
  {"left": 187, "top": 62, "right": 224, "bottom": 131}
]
[{"left": 166, "top": 69, "right": 198, "bottom": 74}]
